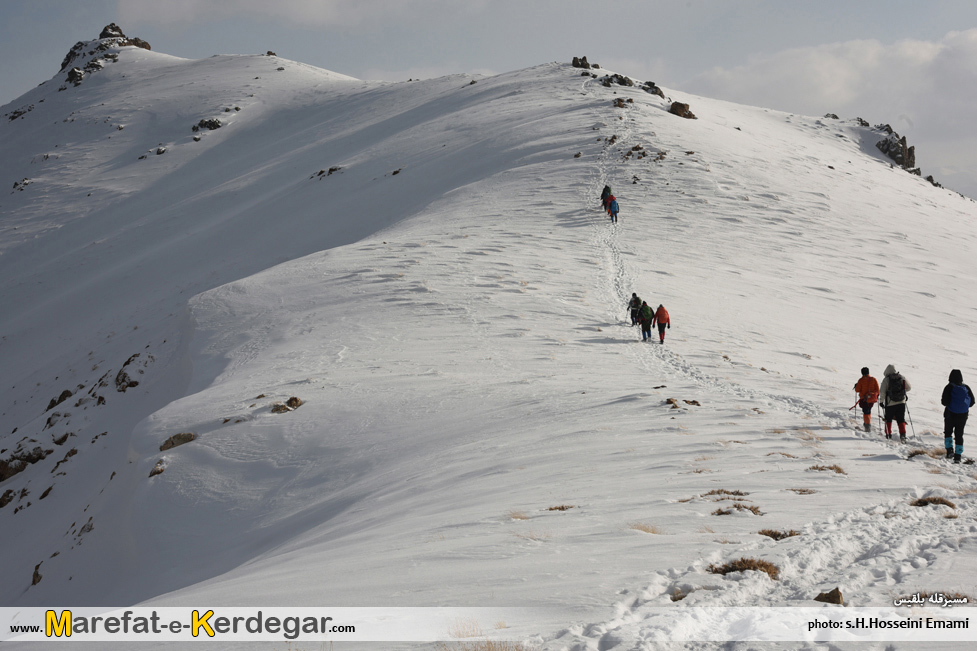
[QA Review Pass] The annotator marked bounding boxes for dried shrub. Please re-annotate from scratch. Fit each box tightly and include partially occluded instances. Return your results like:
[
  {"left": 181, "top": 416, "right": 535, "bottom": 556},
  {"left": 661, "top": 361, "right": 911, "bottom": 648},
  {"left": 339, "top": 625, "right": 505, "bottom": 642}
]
[
  {"left": 708, "top": 557, "right": 780, "bottom": 580},
  {"left": 911, "top": 497, "right": 956, "bottom": 509},
  {"left": 767, "top": 452, "right": 798, "bottom": 458},
  {"left": 788, "top": 488, "right": 817, "bottom": 495},
  {"left": 808, "top": 464, "right": 846, "bottom": 475},
  {"left": 629, "top": 522, "right": 664, "bottom": 534},
  {"left": 713, "top": 503, "right": 763, "bottom": 516},
  {"left": 908, "top": 447, "right": 947, "bottom": 459},
  {"left": 547, "top": 505, "right": 575, "bottom": 511},
  {"left": 757, "top": 529, "right": 800, "bottom": 541},
  {"left": 702, "top": 489, "right": 749, "bottom": 497},
  {"left": 435, "top": 642, "right": 533, "bottom": 651},
  {"left": 507, "top": 510, "right": 529, "bottom": 521}
]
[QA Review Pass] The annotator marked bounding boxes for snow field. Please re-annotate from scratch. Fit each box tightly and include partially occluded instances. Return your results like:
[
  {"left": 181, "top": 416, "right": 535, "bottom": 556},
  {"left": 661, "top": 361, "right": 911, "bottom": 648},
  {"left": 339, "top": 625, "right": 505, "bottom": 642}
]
[{"left": 3, "top": 41, "right": 977, "bottom": 650}]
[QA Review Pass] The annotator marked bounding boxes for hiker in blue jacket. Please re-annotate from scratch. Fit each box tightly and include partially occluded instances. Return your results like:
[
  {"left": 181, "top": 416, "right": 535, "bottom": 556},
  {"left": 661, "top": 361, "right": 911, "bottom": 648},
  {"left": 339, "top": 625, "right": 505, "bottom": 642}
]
[
  {"left": 608, "top": 196, "right": 619, "bottom": 223},
  {"left": 942, "top": 369, "right": 976, "bottom": 463}
]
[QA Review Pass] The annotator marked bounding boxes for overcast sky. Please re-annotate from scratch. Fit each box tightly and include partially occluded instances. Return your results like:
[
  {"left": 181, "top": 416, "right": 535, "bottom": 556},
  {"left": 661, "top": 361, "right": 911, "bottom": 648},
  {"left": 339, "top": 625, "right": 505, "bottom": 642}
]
[{"left": 3, "top": 0, "right": 977, "bottom": 196}]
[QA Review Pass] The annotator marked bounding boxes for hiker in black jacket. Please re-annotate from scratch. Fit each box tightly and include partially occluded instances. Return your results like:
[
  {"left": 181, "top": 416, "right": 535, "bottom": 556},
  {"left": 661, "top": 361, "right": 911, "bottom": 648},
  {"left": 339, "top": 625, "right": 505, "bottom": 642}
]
[
  {"left": 942, "top": 369, "right": 976, "bottom": 463},
  {"left": 627, "top": 293, "right": 642, "bottom": 326}
]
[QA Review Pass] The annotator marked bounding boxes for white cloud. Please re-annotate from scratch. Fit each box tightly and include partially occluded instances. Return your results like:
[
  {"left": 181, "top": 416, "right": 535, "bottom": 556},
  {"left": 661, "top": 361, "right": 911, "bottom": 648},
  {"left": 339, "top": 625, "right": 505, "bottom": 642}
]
[
  {"left": 117, "top": 0, "right": 435, "bottom": 28},
  {"left": 358, "top": 64, "right": 496, "bottom": 82},
  {"left": 684, "top": 29, "right": 977, "bottom": 196}
]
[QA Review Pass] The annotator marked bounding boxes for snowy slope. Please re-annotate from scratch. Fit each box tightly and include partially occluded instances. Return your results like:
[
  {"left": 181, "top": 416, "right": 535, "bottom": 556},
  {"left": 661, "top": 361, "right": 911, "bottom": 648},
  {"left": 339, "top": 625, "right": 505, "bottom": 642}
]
[{"left": 3, "top": 30, "right": 977, "bottom": 650}]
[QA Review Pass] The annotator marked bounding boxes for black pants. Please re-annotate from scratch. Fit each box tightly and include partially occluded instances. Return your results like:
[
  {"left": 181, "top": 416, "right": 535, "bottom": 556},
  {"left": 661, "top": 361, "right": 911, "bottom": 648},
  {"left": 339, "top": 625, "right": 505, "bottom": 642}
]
[
  {"left": 945, "top": 411, "right": 968, "bottom": 448},
  {"left": 884, "top": 403, "right": 906, "bottom": 424}
]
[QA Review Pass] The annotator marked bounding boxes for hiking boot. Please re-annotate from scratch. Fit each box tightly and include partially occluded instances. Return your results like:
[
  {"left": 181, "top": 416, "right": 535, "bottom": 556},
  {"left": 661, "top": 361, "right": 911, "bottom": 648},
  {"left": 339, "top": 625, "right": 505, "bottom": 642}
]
[
  {"left": 954, "top": 454, "right": 962, "bottom": 464},
  {"left": 947, "top": 449, "right": 954, "bottom": 459},
  {"left": 863, "top": 423, "right": 871, "bottom": 432}
]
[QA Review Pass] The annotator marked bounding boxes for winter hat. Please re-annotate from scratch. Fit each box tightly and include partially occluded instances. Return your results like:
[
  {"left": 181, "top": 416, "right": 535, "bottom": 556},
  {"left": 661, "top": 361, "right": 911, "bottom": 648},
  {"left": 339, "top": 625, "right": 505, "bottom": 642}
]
[
  {"left": 632, "top": 293, "right": 637, "bottom": 298},
  {"left": 861, "top": 367, "right": 870, "bottom": 376},
  {"left": 642, "top": 301, "right": 647, "bottom": 306},
  {"left": 950, "top": 369, "right": 964, "bottom": 384}
]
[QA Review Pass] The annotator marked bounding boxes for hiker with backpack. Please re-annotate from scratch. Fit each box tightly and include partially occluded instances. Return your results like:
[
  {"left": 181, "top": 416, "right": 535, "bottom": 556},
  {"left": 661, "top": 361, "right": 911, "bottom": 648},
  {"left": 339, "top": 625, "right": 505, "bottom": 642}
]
[
  {"left": 651, "top": 304, "right": 670, "bottom": 344},
  {"left": 853, "top": 367, "right": 880, "bottom": 432},
  {"left": 942, "top": 369, "right": 975, "bottom": 463},
  {"left": 608, "top": 196, "right": 619, "bottom": 223},
  {"left": 879, "top": 364, "right": 911, "bottom": 441},
  {"left": 601, "top": 185, "right": 611, "bottom": 209},
  {"left": 638, "top": 301, "right": 654, "bottom": 341},
  {"left": 627, "top": 293, "right": 642, "bottom": 326}
]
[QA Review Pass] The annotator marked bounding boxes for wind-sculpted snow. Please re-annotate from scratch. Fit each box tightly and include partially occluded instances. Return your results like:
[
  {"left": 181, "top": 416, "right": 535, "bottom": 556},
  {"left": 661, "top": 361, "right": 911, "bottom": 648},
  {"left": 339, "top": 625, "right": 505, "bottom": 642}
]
[{"left": 2, "top": 42, "right": 977, "bottom": 651}]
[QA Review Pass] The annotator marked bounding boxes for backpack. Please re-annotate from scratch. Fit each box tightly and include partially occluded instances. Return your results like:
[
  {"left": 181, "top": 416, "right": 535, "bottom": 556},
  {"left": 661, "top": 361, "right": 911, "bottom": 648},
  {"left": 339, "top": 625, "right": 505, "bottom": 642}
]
[
  {"left": 886, "top": 373, "right": 907, "bottom": 403},
  {"left": 949, "top": 384, "right": 972, "bottom": 413}
]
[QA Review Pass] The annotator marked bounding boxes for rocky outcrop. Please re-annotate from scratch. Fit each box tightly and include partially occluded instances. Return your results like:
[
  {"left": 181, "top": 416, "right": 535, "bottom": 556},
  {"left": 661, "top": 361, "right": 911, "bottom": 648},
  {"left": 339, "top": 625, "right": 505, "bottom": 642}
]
[
  {"left": 160, "top": 432, "right": 196, "bottom": 451},
  {"left": 571, "top": 56, "right": 593, "bottom": 69},
  {"left": 600, "top": 73, "right": 634, "bottom": 88},
  {"left": 192, "top": 118, "right": 222, "bottom": 132},
  {"left": 875, "top": 125, "right": 915, "bottom": 170},
  {"left": 669, "top": 102, "right": 697, "bottom": 120},
  {"left": 641, "top": 81, "right": 664, "bottom": 98},
  {"left": 59, "top": 24, "right": 151, "bottom": 74},
  {"left": 814, "top": 587, "right": 844, "bottom": 605}
]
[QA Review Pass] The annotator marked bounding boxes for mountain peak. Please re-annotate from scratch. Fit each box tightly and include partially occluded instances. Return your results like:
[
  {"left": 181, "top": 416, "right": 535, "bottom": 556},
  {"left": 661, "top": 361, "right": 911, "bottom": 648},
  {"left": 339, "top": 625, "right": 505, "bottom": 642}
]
[{"left": 59, "top": 23, "right": 151, "bottom": 73}]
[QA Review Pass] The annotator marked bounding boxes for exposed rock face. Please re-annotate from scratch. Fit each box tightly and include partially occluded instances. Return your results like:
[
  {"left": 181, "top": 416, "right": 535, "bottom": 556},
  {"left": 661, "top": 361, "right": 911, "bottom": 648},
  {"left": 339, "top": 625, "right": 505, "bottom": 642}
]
[
  {"left": 59, "top": 24, "right": 151, "bottom": 73},
  {"left": 875, "top": 127, "right": 915, "bottom": 169},
  {"left": 160, "top": 432, "right": 196, "bottom": 451},
  {"left": 571, "top": 56, "right": 592, "bottom": 69},
  {"left": 669, "top": 102, "right": 697, "bottom": 119},
  {"left": 641, "top": 81, "right": 664, "bottom": 98},
  {"left": 600, "top": 73, "right": 634, "bottom": 88},
  {"left": 99, "top": 23, "right": 126, "bottom": 39}
]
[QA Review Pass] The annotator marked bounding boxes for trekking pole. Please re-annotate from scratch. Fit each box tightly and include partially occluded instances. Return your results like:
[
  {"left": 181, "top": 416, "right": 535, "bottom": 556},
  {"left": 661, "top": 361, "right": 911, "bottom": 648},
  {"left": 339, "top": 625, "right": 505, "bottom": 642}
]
[
  {"left": 906, "top": 403, "right": 918, "bottom": 441},
  {"left": 877, "top": 402, "right": 883, "bottom": 436}
]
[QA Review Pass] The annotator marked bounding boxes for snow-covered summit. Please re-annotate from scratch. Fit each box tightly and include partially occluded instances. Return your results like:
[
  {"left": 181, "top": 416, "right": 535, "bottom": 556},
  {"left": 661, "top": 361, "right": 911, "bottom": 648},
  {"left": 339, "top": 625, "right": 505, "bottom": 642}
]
[{"left": 3, "top": 34, "right": 977, "bottom": 650}]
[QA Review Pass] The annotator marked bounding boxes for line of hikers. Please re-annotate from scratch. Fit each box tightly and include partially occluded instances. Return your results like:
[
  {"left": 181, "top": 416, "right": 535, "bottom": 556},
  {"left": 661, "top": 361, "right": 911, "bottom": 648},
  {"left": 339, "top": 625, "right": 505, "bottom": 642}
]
[
  {"left": 627, "top": 293, "right": 670, "bottom": 343},
  {"left": 853, "top": 366, "right": 975, "bottom": 463},
  {"left": 600, "top": 185, "right": 619, "bottom": 223}
]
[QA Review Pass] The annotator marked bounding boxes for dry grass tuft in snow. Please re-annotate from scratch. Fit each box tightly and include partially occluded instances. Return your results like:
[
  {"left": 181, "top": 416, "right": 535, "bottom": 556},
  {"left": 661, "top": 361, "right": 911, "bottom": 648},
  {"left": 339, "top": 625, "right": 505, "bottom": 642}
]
[
  {"left": 787, "top": 488, "right": 817, "bottom": 494},
  {"left": 708, "top": 558, "right": 780, "bottom": 580},
  {"left": 712, "top": 503, "right": 764, "bottom": 516},
  {"left": 910, "top": 496, "right": 956, "bottom": 509},
  {"left": 757, "top": 528, "right": 800, "bottom": 541},
  {"left": 547, "top": 504, "right": 575, "bottom": 511},
  {"left": 767, "top": 452, "right": 798, "bottom": 458},
  {"left": 506, "top": 510, "right": 530, "bottom": 521},
  {"left": 702, "top": 489, "right": 749, "bottom": 497},
  {"left": 808, "top": 464, "right": 846, "bottom": 475},
  {"left": 629, "top": 522, "right": 665, "bottom": 534},
  {"left": 436, "top": 642, "right": 535, "bottom": 651},
  {"left": 908, "top": 447, "right": 948, "bottom": 459}
]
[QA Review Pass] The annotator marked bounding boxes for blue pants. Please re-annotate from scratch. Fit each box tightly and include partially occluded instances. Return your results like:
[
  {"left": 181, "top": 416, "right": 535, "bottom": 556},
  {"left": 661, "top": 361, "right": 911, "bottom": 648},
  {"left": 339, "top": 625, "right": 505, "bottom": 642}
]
[{"left": 945, "top": 411, "right": 968, "bottom": 455}]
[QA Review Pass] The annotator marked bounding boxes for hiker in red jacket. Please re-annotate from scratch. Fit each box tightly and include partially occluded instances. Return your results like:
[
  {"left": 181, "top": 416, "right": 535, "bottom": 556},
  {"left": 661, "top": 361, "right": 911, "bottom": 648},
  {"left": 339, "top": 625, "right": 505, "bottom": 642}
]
[
  {"left": 651, "top": 304, "right": 670, "bottom": 343},
  {"left": 853, "top": 367, "right": 879, "bottom": 432}
]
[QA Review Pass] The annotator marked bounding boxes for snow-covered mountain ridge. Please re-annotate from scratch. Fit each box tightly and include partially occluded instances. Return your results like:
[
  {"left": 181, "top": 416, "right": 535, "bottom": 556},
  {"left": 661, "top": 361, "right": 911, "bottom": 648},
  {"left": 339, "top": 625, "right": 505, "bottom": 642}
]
[{"left": 3, "top": 27, "right": 977, "bottom": 650}]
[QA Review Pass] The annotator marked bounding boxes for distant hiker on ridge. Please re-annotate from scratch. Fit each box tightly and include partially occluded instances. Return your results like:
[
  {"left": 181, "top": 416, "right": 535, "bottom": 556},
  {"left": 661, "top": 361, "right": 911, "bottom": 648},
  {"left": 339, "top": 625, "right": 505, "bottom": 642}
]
[
  {"left": 942, "top": 369, "right": 975, "bottom": 463},
  {"left": 651, "top": 304, "right": 670, "bottom": 344},
  {"left": 879, "top": 364, "right": 911, "bottom": 442},
  {"left": 627, "top": 293, "right": 642, "bottom": 327},
  {"left": 853, "top": 367, "right": 879, "bottom": 432},
  {"left": 638, "top": 301, "right": 654, "bottom": 341}
]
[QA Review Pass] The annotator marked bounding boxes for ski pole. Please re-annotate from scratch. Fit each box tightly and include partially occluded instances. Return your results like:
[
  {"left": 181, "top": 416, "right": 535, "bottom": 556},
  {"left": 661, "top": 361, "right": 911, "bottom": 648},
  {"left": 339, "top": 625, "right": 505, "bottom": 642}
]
[{"left": 906, "top": 403, "right": 918, "bottom": 440}]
